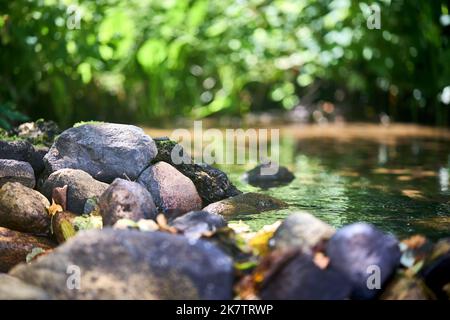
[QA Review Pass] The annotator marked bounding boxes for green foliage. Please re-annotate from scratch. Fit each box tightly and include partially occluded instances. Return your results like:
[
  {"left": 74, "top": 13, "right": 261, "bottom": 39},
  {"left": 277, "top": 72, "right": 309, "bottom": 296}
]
[
  {"left": 0, "top": 0, "right": 449, "bottom": 125},
  {"left": 0, "top": 102, "right": 28, "bottom": 130}
]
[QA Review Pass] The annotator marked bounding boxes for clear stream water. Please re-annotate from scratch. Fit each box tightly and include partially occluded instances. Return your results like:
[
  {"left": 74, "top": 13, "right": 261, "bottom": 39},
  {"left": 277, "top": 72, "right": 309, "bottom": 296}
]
[{"left": 146, "top": 124, "right": 450, "bottom": 240}]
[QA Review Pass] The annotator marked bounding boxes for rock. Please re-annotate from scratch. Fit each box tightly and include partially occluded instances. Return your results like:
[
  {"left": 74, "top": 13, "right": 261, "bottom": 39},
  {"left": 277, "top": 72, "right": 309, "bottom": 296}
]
[
  {"left": 203, "top": 192, "right": 287, "bottom": 216},
  {"left": 153, "top": 139, "right": 241, "bottom": 205},
  {"left": 138, "top": 161, "right": 202, "bottom": 215},
  {"left": 99, "top": 178, "right": 157, "bottom": 226},
  {"left": 271, "top": 212, "right": 335, "bottom": 254},
  {"left": 44, "top": 123, "right": 158, "bottom": 183},
  {"left": 12, "top": 119, "right": 60, "bottom": 146},
  {"left": 326, "top": 223, "right": 401, "bottom": 300},
  {"left": 10, "top": 229, "right": 234, "bottom": 299},
  {"left": 0, "top": 274, "right": 50, "bottom": 300},
  {"left": 0, "top": 227, "right": 55, "bottom": 272},
  {"left": 380, "top": 274, "right": 434, "bottom": 300},
  {"left": 259, "top": 253, "right": 352, "bottom": 300},
  {"left": 0, "top": 182, "right": 51, "bottom": 234},
  {"left": 41, "top": 169, "right": 108, "bottom": 214},
  {"left": 170, "top": 211, "right": 227, "bottom": 239},
  {"left": 420, "top": 238, "right": 450, "bottom": 300},
  {"left": 0, "top": 159, "right": 36, "bottom": 188},
  {"left": 0, "top": 139, "right": 44, "bottom": 173},
  {"left": 243, "top": 162, "right": 295, "bottom": 188}
]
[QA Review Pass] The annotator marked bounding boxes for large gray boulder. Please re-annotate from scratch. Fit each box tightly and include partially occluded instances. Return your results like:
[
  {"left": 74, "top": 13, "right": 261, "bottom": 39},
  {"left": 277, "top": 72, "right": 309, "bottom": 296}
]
[
  {"left": 0, "top": 227, "right": 55, "bottom": 272},
  {"left": 10, "top": 229, "right": 234, "bottom": 299},
  {"left": 0, "top": 159, "right": 36, "bottom": 188},
  {"left": 99, "top": 178, "right": 158, "bottom": 226},
  {"left": 326, "top": 223, "right": 401, "bottom": 300},
  {"left": 41, "top": 169, "right": 108, "bottom": 214},
  {"left": 44, "top": 123, "right": 158, "bottom": 183},
  {"left": 138, "top": 161, "right": 202, "bottom": 215},
  {"left": 0, "top": 182, "right": 50, "bottom": 234}
]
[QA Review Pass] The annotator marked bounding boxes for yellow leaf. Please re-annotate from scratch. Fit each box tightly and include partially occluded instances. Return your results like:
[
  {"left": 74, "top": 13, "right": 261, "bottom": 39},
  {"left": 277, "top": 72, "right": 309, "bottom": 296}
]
[{"left": 47, "top": 199, "right": 63, "bottom": 216}]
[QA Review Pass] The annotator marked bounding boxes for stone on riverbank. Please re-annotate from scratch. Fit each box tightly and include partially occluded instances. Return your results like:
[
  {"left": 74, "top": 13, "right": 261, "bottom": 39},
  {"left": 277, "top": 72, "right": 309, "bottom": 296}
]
[
  {"left": 0, "top": 159, "right": 36, "bottom": 188},
  {"left": 170, "top": 211, "right": 227, "bottom": 239},
  {"left": 380, "top": 273, "right": 434, "bottom": 300},
  {"left": 10, "top": 229, "right": 234, "bottom": 299},
  {"left": 420, "top": 238, "right": 450, "bottom": 299},
  {"left": 100, "top": 178, "right": 158, "bottom": 226},
  {"left": 259, "top": 253, "right": 352, "bottom": 300},
  {"left": 138, "top": 161, "right": 202, "bottom": 215},
  {"left": 326, "top": 223, "right": 401, "bottom": 299},
  {"left": 203, "top": 192, "right": 287, "bottom": 216},
  {"left": 44, "top": 123, "right": 158, "bottom": 183},
  {"left": 0, "top": 182, "right": 50, "bottom": 234},
  {"left": 0, "top": 227, "right": 55, "bottom": 272},
  {"left": 0, "top": 274, "right": 50, "bottom": 300},
  {"left": 153, "top": 138, "right": 241, "bottom": 205},
  {"left": 0, "top": 139, "right": 45, "bottom": 174},
  {"left": 41, "top": 169, "right": 108, "bottom": 214},
  {"left": 271, "top": 212, "right": 335, "bottom": 254}
]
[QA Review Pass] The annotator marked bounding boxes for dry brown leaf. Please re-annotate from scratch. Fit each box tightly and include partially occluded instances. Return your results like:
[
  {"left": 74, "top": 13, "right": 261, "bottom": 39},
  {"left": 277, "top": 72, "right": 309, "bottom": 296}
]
[
  {"left": 313, "top": 252, "right": 330, "bottom": 269},
  {"left": 402, "top": 235, "right": 427, "bottom": 249},
  {"left": 47, "top": 199, "right": 63, "bottom": 216},
  {"left": 156, "top": 214, "right": 177, "bottom": 233}
]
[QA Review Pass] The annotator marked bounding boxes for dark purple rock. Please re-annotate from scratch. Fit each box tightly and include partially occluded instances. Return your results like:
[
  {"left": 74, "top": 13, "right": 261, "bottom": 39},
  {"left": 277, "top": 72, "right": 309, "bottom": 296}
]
[
  {"left": 420, "top": 238, "right": 450, "bottom": 300},
  {"left": 326, "top": 223, "right": 401, "bottom": 299},
  {"left": 260, "top": 253, "right": 352, "bottom": 300}
]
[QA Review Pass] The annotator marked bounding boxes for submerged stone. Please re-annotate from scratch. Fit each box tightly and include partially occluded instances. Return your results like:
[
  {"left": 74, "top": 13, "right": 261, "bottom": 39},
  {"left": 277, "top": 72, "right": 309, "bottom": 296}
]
[{"left": 203, "top": 192, "right": 287, "bottom": 216}]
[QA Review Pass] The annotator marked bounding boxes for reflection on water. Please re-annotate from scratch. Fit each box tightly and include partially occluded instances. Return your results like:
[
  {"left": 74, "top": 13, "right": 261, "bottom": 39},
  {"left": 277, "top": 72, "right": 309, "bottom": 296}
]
[{"left": 145, "top": 124, "right": 450, "bottom": 240}]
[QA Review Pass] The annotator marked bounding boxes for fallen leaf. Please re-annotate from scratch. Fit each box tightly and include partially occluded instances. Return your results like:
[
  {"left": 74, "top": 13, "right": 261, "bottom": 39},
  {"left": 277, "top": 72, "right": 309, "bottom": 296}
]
[
  {"left": 313, "top": 252, "right": 330, "bottom": 269},
  {"left": 47, "top": 199, "right": 63, "bottom": 216},
  {"left": 26, "top": 247, "right": 47, "bottom": 263},
  {"left": 156, "top": 214, "right": 177, "bottom": 233}
]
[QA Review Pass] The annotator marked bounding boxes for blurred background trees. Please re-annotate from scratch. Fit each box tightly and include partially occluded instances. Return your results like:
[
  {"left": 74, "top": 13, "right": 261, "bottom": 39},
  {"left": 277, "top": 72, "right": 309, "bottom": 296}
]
[{"left": 0, "top": 0, "right": 449, "bottom": 129}]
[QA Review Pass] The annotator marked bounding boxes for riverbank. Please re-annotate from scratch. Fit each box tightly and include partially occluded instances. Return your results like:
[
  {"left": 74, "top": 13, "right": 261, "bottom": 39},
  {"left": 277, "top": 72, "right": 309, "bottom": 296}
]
[{"left": 0, "top": 121, "right": 449, "bottom": 299}]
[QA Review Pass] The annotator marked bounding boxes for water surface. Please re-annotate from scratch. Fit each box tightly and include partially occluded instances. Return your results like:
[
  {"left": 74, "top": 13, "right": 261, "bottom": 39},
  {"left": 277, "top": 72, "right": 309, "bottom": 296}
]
[{"left": 146, "top": 124, "right": 450, "bottom": 239}]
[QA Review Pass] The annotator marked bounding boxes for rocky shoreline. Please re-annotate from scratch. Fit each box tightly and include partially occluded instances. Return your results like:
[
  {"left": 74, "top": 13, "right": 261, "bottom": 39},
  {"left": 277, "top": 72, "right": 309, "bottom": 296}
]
[{"left": 0, "top": 121, "right": 449, "bottom": 300}]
